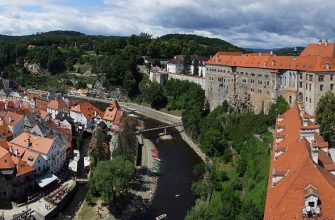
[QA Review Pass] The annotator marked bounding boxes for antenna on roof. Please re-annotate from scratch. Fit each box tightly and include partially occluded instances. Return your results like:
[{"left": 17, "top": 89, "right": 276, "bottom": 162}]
[{"left": 318, "top": 39, "right": 322, "bottom": 45}]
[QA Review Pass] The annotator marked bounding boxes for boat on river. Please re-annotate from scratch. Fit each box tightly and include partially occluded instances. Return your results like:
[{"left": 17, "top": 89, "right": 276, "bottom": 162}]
[{"left": 156, "top": 213, "right": 167, "bottom": 220}]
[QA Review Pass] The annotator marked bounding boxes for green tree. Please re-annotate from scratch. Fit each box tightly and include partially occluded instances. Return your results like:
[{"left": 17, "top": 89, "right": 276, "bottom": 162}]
[
  {"left": 90, "top": 157, "right": 134, "bottom": 204},
  {"left": 139, "top": 79, "right": 167, "bottom": 109},
  {"left": 89, "top": 127, "right": 108, "bottom": 167},
  {"left": 183, "top": 53, "right": 192, "bottom": 74},
  {"left": 267, "top": 96, "right": 290, "bottom": 125},
  {"left": 316, "top": 91, "right": 335, "bottom": 145}
]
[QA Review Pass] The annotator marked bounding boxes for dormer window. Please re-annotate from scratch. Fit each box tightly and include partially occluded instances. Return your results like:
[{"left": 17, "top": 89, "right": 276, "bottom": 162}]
[
  {"left": 272, "top": 168, "right": 289, "bottom": 187},
  {"left": 274, "top": 145, "right": 288, "bottom": 159},
  {"left": 276, "top": 133, "right": 286, "bottom": 144},
  {"left": 302, "top": 184, "right": 321, "bottom": 217}
]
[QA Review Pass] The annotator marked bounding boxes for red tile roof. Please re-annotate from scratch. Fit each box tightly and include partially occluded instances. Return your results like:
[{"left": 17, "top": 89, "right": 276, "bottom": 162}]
[
  {"left": 12, "top": 156, "right": 34, "bottom": 176},
  {"left": 207, "top": 43, "right": 335, "bottom": 73},
  {"left": 0, "top": 147, "right": 14, "bottom": 170},
  {"left": 103, "top": 100, "right": 123, "bottom": 125},
  {"left": 264, "top": 105, "right": 335, "bottom": 219},
  {"left": 70, "top": 101, "right": 102, "bottom": 120},
  {"left": 47, "top": 100, "right": 69, "bottom": 110},
  {"left": 10, "top": 132, "right": 54, "bottom": 155},
  {"left": 300, "top": 42, "right": 335, "bottom": 57}
]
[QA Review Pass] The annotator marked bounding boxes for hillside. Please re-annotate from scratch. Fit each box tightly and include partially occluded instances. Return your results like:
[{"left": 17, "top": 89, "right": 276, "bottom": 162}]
[{"left": 160, "top": 34, "right": 243, "bottom": 54}]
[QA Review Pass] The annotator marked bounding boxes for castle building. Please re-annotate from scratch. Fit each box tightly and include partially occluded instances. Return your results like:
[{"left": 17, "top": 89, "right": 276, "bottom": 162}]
[{"left": 205, "top": 41, "right": 335, "bottom": 114}]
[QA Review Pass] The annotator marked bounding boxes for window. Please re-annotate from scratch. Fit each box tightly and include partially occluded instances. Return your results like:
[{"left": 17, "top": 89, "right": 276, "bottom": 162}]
[
  {"left": 310, "top": 98, "right": 312, "bottom": 103},
  {"left": 320, "top": 84, "right": 324, "bottom": 91},
  {"left": 331, "top": 84, "right": 334, "bottom": 90},
  {"left": 309, "top": 75, "right": 313, "bottom": 81},
  {"left": 299, "top": 73, "right": 302, "bottom": 80},
  {"left": 331, "top": 75, "right": 334, "bottom": 81},
  {"left": 305, "top": 83, "right": 308, "bottom": 89},
  {"left": 306, "top": 97, "right": 308, "bottom": 102},
  {"left": 300, "top": 82, "right": 303, "bottom": 88},
  {"left": 319, "top": 75, "right": 324, "bottom": 82},
  {"left": 305, "top": 74, "right": 308, "bottom": 80},
  {"left": 267, "top": 81, "right": 270, "bottom": 86},
  {"left": 309, "top": 84, "right": 311, "bottom": 91}
]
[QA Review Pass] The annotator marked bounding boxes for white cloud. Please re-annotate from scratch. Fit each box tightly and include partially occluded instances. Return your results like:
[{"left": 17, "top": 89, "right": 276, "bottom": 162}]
[{"left": 0, "top": 0, "right": 334, "bottom": 48}]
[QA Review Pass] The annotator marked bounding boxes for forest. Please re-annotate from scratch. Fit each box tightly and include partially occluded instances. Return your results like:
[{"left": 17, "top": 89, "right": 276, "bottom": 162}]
[{"left": 0, "top": 30, "right": 242, "bottom": 96}]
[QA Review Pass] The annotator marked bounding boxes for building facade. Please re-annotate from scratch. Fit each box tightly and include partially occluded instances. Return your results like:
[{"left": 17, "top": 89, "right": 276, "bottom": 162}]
[{"left": 206, "top": 42, "right": 335, "bottom": 114}]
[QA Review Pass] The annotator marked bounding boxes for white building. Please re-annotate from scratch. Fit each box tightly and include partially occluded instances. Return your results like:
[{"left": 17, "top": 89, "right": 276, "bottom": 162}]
[{"left": 9, "top": 132, "right": 67, "bottom": 174}]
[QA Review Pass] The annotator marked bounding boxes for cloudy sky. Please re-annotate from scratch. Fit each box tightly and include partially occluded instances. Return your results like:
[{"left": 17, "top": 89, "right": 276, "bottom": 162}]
[{"left": 0, "top": 0, "right": 334, "bottom": 48}]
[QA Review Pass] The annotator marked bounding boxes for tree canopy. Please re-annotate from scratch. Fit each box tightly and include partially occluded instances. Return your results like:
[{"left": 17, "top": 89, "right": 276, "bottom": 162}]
[
  {"left": 90, "top": 156, "right": 134, "bottom": 204},
  {"left": 316, "top": 91, "right": 335, "bottom": 145}
]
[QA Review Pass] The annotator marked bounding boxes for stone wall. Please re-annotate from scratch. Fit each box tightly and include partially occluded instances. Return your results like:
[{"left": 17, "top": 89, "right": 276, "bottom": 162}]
[
  {"left": 167, "top": 72, "right": 206, "bottom": 90},
  {"left": 150, "top": 70, "right": 205, "bottom": 90}
]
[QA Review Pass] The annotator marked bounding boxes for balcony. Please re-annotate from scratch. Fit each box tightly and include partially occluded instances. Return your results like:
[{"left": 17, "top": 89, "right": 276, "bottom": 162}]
[{"left": 302, "top": 206, "right": 321, "bottom": 218}]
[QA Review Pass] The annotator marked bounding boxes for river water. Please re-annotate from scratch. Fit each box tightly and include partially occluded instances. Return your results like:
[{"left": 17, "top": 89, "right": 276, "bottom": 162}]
[
  {"left": 55, "top": 114, "right": 202, "bottom": 220},
  {"left": 139, "top": 116, "right": 203, "bottom": 220}
]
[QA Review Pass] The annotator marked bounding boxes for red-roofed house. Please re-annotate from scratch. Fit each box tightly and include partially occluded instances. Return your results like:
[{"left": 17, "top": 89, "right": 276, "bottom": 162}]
[
  {"left": 103, "top": 100, "right": 123, "bottom": 130},
  {"left": 70, "top": 101, "right": 103, "bottom": 130},
  {"left": 0, "top": 142, "right": 35, "bottom": 200},
  {"left": 9, "top": 132, "right": 67, "bottom": 174},
  {"left": 47, "top": 100, "right": 69, "bottom": 120}
]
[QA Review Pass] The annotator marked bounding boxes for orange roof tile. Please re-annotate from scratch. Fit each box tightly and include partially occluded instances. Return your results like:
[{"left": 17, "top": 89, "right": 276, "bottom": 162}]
[
  {"left": 70, "top": 101, "right": 102, "bottom": 120},
  {"left": 264, "top": 106, "right": 335, "bottom": 219},
  {"left": 47, "top": 100, "right": 69, "bottom": 110},
  {"left": 0, "top": 147, "right": 14, "bottom": 170},
  {"left": 207, "top": 43, "right": 335, "bottom": 73},
  {"left": 0, "top": 139, "right": 9, "bottom": 150},
  {"left": 0, "top": 111, "right": 24, "bottom": 127},
  {"left": 36, "top": 99, "right": 48, "bottom": 112},
  {"left": 300, "top": 43, "right": 335, "bottom": 57},
  {"left": 12, "top": 157, "right": 34, "bottom": 176},
  {"left": 103, "top": 100, "right": 123, "bottom": 124},
  {"left": 10, "top": 132, "right": 54, "bottom": 155}
]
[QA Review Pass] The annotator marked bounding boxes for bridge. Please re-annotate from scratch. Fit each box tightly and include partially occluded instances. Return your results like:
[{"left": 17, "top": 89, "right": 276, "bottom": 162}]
[{"left": 135, "top": 123, "right": 183, "bottom": 135}]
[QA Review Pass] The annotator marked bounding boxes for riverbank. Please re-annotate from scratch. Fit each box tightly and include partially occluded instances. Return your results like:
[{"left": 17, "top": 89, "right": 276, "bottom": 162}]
[{"left": 120, "top": 102, "right": 207, "bottom": 162}]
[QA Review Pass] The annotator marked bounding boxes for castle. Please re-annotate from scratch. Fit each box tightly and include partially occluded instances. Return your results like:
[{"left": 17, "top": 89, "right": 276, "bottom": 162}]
[{"left": 205, "top": 40, "right": 335, "bottom": 115}]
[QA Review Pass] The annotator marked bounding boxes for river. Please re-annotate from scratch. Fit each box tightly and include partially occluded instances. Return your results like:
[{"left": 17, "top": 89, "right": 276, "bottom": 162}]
[
  {"left": 54, "top": 114, "right": 202, "bottom": 220},
  {"left": 139, "top": 116, "right": 203, "bottom": 220}
]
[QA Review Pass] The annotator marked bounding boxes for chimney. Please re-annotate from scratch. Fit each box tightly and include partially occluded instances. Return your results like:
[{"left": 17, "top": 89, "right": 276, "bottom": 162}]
[
  {"left": 25, "top": 135, "right": 31, "bottom": 148},
  {"left": 5, "top": 100, "right": 8, "bottom": 110},
  {"left": 270, "top": 51, "right": 273, "bottom": 55},
  {"left": 319, "top": 39, "right": 322, "bottom": 45},
  {"left": 311, "top": 147, "right": 319, "bottom": 164},
  {"left": 325, "top": 38, "right": 328, "bottom": 46}
]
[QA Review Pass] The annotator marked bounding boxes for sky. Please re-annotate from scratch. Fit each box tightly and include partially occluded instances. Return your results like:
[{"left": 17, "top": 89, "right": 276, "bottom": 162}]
[{"left": 0, "top": 0, "right": 334, "bottom": 48}]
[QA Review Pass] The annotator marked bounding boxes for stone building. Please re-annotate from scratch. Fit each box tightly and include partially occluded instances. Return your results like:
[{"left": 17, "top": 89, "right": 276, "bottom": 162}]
[{"left": 206, "top": 41, "right": 335, "bottom": 114}]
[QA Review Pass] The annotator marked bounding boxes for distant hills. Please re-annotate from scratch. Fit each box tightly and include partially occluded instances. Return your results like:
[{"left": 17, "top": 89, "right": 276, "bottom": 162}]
[{"left": 244, "top": 47, "right": 305, "bottom": 56}]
